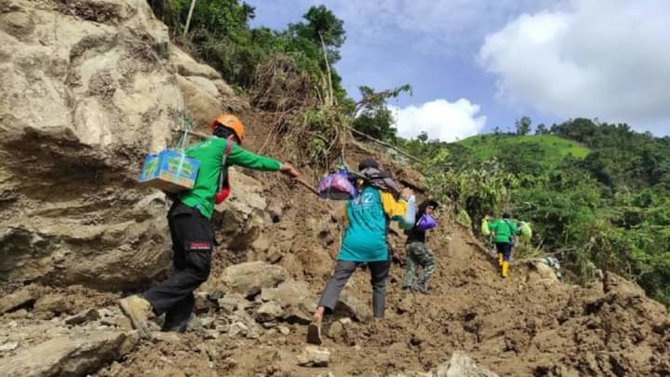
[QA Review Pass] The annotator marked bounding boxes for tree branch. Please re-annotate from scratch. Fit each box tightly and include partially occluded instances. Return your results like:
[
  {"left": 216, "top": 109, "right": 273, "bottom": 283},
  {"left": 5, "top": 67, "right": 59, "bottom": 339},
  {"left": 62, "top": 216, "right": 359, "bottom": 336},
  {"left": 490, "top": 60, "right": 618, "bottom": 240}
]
[{"left": 349, "top": 128, "right": 426, "bottom": 164}]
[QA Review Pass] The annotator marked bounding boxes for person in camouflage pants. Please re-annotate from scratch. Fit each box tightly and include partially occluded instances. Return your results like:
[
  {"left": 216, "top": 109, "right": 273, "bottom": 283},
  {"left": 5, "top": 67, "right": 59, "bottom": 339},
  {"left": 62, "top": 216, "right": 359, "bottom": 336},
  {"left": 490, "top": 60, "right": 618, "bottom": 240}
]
[
  {"left": 403, "top": 241, "right": 436, "bottom": 292},
  {"left": 402, "top": 199, "right": 438, "bottom": 294}
]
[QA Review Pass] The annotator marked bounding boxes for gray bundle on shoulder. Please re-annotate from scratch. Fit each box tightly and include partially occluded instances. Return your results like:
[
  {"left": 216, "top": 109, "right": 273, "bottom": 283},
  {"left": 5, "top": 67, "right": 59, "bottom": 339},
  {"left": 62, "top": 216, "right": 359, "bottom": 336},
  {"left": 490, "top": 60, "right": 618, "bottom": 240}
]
[{"left": 359, "top": 167, "right": 402, "bottom": 199}]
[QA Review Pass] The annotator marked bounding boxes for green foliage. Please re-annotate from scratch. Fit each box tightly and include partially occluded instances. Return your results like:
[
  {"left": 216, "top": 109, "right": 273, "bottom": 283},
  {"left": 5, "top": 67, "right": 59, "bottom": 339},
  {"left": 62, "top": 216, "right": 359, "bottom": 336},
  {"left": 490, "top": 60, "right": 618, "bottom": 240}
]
[
  {"left": 535, "top": 123, "right": 549, "bottom": 135},
  {"left": 287, "top": 5, "right": 345, "bottom": 64},
  {"left": 352, "top": 85, "right": 411, "bottom": 143},
  {"left": 426, "top": 161, "right": 519, "bottom": 231},
  {"left": 459, "top": 134, "right": 590, "bottom": 165},
  {"left": 515, "top": 121, "right": 669, "bottom": 305},
  {"left": 515, "top": 116, "right": 532, "bottom": 135},
  {"left": 301, "top": 105, "right": 349, "bottom": 166},
  {"left": 407, "top": 117, "right": 670, "bottom": 306},
  {"left": 148, "top": 0, "right": 348, "bottom": 101}
]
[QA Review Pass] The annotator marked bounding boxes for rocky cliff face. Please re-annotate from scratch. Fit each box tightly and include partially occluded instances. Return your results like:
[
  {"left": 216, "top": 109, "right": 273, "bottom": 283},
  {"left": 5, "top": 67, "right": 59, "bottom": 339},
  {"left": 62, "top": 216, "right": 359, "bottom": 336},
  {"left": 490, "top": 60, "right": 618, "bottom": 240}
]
[{"left": 0, "top": 0, "right": 243, "bottom": 290}]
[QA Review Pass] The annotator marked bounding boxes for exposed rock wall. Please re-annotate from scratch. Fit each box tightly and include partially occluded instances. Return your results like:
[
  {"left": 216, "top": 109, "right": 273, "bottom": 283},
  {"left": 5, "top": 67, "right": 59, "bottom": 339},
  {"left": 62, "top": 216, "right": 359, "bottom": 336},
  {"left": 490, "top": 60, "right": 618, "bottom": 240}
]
[{"left": 0, "top": 0, "right": 243, "bottom": 290}]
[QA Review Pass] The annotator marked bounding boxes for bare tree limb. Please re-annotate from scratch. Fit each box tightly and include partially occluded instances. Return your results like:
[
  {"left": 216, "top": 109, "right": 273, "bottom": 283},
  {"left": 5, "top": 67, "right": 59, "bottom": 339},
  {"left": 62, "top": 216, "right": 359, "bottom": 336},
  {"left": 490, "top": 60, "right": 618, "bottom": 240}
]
[{"left": 349, "top": 128, "right": 426, "bottom": 164}]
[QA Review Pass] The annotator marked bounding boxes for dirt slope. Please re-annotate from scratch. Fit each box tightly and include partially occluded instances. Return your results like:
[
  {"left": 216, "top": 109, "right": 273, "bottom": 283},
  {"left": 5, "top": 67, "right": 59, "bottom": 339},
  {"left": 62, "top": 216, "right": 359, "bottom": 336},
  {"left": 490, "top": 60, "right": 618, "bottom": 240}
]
[{"left": 91, "top": 193, "right": 670, "bottom": 377}]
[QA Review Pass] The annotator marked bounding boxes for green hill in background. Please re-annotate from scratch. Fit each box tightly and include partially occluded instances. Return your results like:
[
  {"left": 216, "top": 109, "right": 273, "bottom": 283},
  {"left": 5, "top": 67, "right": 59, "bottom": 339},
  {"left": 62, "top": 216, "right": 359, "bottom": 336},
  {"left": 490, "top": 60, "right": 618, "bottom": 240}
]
[{"left": 457, "top": 134, "right": 590, "bottom": 168}]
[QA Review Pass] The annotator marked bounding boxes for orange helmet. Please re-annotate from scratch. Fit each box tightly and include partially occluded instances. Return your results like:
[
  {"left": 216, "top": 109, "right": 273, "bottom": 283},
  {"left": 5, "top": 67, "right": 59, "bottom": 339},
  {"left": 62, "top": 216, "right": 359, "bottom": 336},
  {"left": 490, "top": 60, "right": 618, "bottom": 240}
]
[{"left": 209, "top": 114, "right": 245, "bottom": 144}]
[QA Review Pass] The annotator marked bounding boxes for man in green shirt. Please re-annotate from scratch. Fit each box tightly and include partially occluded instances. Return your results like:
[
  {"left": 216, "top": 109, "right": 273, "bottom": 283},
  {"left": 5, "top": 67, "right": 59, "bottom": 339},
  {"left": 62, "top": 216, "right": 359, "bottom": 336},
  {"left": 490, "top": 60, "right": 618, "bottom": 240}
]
[
  {"left": 120, "top": 114, "right": 300, "bottom": 338},
  {"left": 486, "top": 212, "right": 520, "bottom": 278}
]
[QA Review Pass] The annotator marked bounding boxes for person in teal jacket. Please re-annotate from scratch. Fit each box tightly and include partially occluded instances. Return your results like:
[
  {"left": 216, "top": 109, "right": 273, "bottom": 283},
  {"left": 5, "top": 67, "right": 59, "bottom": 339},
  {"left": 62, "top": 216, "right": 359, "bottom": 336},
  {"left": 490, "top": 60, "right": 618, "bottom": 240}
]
[
  {"left": 486, "top": 212, "right": 520, "bottom": 278},
  {"left": 307, "top": 158, "right": 412, "bottom": 345},
  {"left": 120, "top": 114, "right": 300, "bottom": 338}
]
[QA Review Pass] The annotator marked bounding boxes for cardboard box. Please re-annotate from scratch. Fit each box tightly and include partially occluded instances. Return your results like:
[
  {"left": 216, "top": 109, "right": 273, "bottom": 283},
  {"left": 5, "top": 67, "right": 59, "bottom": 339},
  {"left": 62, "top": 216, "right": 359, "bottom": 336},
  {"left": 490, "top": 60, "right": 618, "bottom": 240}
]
[{"left": 138, "top": 150, "right": 200, "bottom": 193}]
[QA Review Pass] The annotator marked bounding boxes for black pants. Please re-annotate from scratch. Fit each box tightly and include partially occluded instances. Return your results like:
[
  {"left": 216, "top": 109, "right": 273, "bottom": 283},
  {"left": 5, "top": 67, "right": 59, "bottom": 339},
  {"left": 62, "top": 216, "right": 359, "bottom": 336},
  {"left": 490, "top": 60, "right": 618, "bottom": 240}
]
[
  {"left": 496, "top": 242, "right": 512, "bottom": 261},
  {"left": 144, "top": 201, "right": 213, "bottom": 330},
  {"left": 317, "top": 259, "right": 390, "bottom": 318}
]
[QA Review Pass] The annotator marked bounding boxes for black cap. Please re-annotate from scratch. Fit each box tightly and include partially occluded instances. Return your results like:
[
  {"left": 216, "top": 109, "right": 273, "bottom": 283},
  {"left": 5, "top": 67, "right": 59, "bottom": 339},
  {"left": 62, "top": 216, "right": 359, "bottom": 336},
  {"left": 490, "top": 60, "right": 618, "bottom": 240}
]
[
  {"left": 358, "top": 158, "right": 379, "bottom": 171},
  {"left": 418, "top": 199, "right": 439, "bottom": 214},
  {"left": 502, "top": 212, "right": 511, "bottom": 219}
]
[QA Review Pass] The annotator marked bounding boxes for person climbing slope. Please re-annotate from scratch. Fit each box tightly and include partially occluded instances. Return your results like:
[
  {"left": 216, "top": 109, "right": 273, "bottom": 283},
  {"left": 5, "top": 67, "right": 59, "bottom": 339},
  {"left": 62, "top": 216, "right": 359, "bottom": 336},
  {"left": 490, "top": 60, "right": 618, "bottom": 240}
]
[
  {"left": 308, "top": 158, "right": 412, "bottom": 345},
  {"left": 402, "top": 199, "right": 439, "bottom": 294},
  {"left": 120, "top": 114, "right": 300, "bottom": 338},
  {"left": 486, "top": 212, "right": 520, "bottom": 278}
]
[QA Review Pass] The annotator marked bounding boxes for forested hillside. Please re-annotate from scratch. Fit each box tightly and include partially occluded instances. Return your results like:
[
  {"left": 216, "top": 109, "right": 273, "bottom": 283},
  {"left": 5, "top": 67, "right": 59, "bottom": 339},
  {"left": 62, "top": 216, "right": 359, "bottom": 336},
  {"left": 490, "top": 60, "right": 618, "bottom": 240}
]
[{"left": 406, "top": 119, "right": 670, "bottom": 305}]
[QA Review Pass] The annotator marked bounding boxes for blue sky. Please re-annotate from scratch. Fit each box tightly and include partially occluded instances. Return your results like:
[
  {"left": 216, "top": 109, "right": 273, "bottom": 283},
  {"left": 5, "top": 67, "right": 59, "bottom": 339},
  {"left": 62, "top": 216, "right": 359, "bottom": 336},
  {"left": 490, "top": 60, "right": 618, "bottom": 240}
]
[{"left": 246, "top": 0, "right": 670, "bottom": 141}]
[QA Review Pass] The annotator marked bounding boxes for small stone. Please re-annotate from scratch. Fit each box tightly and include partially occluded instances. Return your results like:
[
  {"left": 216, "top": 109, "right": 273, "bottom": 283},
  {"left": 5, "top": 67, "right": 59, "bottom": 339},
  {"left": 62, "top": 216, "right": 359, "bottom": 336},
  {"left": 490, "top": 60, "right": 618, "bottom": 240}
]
[
  {"left": 4, "top": 309, "right": 29, "bottom": 320},
  {"left": 187, "top": 316, "right": 204, "bottom": 331},
  {"left": 0, "top": 286, "right": 38, "bottom": 314},
  {"left": 203, "top": 329, "right": 219, "bottom": 340},
  {"left": 297, "top": 345, "right": 331, "bottom": 367},
  {"left": 98, "top": 308, "right": 115, "bottom": 317},
  {"left": 278, "top": 326, "right": 290, "bottom": 335},
  {"left": 194, "top": 292, "right": 214, "bottom": 312},
  {"left": 228, "top": 322, "right": 249, "bottom": 338},
  {"left": 65, "top": 309, "right": 101, "bottom": 325},
  {"left": 397, "top": 295, "right": 413, "bottom": 314},
  {"left": 113, "top": 315, "right": 133, "bottom": 330},
  {"left": 0, "top": 341, "right": 19, "bottom": 352},
  {"left": 216, "top": 323, "right": 230, "bottom": 333},
  {"left": 255, "top": 301, "right": 284, "bottom": 323},
  {"left": 200, "top": 316, "right": 216, "bottom": 329},
  {"left": 217, "top": 294, "right": 247, "bottom": 314},
  {"left": 262, "top": 322, "right": 277, "bottom": 329},
  {"left": 152, "top": 332, "right": 181, "bottom": 343},
  {"left": 329, "top": 321, "right": 344, "bottom": 341},
  {"left": 435, "top": 352, "right": 498, "bottom": 377},
  {"left": 34, "top": 295, "right": 72, "bottom": 316}
]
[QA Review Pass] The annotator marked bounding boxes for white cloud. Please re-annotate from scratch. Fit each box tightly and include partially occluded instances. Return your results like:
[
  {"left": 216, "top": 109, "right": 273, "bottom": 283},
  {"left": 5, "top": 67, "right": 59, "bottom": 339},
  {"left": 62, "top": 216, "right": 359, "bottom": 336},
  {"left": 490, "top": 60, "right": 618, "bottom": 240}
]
[
  {"left": 249, "top": 0, "right": 559, "bottom": 55},
  {"left": 479, "top": 0, "right": 670, "bottom": 133},
  {"left": 392, "top": 99, "right": 487, "bottom": 142}
]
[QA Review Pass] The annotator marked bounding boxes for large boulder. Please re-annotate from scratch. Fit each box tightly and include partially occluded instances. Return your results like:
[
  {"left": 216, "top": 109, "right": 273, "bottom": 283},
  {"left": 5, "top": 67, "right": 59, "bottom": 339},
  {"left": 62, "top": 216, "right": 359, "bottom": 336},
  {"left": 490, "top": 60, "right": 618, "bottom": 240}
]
[
  {"left": 213, "top": 168, "right": 269, "bottom": 251},
  {"left": 0, "top": 327, "right": 138, "bottom": 377},
  {"left": 218, "top": 261, "right": 287, "bottom": 298},
  {"left": 0, "top": 0, "right": 236, "bottom": 290},
  {"left": 335, "top": 290, "right": 373, "bottom": 323},
  {"left": 259, "top": 280, "right": 317, "bottom": 324}
]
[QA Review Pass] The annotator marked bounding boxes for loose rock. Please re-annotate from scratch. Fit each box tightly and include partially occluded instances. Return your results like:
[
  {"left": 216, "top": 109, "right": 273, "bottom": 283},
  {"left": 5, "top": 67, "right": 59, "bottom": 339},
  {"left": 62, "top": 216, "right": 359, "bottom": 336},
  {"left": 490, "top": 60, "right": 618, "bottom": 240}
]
[{"left": 297, "top": 346, "right": 331, "bottom": 367}]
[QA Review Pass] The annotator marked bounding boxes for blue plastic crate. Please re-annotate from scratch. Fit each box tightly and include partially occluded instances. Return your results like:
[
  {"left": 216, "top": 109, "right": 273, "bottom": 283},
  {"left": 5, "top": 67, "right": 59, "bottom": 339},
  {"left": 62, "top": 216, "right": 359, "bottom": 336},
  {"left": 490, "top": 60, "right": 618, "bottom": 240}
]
[{"left": 138, "top": 149, "right": 200, "bottom": 193}]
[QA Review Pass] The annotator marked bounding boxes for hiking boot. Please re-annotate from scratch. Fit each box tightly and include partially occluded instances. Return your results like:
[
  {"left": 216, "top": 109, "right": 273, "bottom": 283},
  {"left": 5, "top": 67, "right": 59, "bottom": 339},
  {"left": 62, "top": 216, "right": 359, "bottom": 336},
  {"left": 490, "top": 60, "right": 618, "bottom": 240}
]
[
  {"left": 307, "top": 306, "right": 325, "bottom": 345},
  {"left": 306, "top": 322, "right": 323, "bottom": 345},
  {"left": 119, "top": 295, "right": 153, "bottom": 339},
  {"left": 161, "top": 319, "right": 188, "bottom": 333},
  {"left": 501, "top": 261, "right": 510, "bottom": 278}
]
